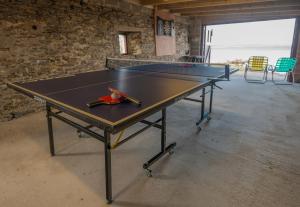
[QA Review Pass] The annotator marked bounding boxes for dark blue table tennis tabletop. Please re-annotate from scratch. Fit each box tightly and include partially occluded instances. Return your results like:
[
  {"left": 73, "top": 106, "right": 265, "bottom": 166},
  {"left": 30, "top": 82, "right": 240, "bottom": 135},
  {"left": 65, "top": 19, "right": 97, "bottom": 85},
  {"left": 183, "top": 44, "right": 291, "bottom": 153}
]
[{"left": 8, "top": 63, "right": 232, "bottom": 127}]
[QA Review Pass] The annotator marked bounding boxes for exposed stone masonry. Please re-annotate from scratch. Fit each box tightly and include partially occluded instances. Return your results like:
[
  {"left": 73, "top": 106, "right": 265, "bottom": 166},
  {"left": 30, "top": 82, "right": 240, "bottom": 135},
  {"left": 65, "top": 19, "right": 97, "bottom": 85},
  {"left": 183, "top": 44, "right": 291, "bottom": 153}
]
[{"left": 0, "top": 0, "right": 190, "bottom": 121}]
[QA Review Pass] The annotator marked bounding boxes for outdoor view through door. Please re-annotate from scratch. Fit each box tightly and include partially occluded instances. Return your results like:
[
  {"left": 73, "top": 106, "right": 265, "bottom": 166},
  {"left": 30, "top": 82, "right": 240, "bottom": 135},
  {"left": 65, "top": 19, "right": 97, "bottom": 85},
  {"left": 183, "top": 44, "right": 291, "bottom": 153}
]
[{"left": 205, "top": 19, "right": 295, "bottom": 65}]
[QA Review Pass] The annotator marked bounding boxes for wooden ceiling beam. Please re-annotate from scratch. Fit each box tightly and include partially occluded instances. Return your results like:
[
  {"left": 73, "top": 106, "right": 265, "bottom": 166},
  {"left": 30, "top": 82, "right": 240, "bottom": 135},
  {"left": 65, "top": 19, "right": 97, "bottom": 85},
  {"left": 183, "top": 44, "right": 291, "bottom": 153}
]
[
  {"left": 158, "top": 0, "right": 280, "bottom": 10},
  {"left": 139, "top": 0, "right": 196, "bottom": 5},
  {"left": 202, "top": 15, "right": 297, "bottom": 25},
  {"left": 202, "top": 13, "right": 299, "bottom": 22},
  {"left": 181, "top": 7, "right": 300, "bottom": 16},
  {"left": 171, "top": 0, "right": 300, "bottom": 14},
  {"left": 181, "top": 6, "right": 300, "bottom": 16}
]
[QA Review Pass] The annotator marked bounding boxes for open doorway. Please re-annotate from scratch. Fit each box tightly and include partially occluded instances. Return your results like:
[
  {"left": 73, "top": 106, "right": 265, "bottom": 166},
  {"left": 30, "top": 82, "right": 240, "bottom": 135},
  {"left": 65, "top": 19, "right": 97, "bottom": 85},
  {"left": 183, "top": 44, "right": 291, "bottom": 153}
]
[{"left": 204, "top": 19, "right": 296, "bottom": 66}]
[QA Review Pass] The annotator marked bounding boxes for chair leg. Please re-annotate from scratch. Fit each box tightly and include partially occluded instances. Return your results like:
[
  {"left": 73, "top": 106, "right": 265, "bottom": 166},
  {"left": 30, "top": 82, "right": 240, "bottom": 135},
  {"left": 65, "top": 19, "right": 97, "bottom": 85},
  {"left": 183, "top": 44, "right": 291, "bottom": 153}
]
[
  {"left": 244, "top": 67, "right": 248, "bottom": 80},
  {"left": 263, "top": 69, "right": 268, "bottom": 82},
  {"left": 283, "top": 72, "right": 288, "bottom": 81},
  {"left": 245, "top": 69, "right": 267, "bottom": 83},
  {"left": 272, "top": 71, "right": 293, "bottom": 85},
  {"left": 244, "top": 63, "right": 268, "bottom": 84},
  {"left": 265, "top": 69, "right": 268, "bottom": 82}
]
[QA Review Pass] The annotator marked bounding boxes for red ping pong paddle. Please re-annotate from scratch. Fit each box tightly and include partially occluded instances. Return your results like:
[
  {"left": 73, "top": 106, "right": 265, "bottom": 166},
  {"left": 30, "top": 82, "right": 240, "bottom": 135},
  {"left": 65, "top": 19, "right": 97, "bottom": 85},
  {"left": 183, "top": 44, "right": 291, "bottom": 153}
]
[
  {"left": 108, "top": 87, "right": 141, "bottom": 106},
  {"left": 87, "top": 87, "right": 141, "bottom": 108},
  {"left": 87, "top": 95, "right": 125, "bottom": 108}
]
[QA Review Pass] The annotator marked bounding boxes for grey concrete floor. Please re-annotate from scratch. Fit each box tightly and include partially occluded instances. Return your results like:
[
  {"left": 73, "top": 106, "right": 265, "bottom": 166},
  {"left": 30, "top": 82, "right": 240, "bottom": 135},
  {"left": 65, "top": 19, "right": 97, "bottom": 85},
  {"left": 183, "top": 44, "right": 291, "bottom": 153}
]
[{"left": 1, "top": 72, "right": 300, "bottom": 207}]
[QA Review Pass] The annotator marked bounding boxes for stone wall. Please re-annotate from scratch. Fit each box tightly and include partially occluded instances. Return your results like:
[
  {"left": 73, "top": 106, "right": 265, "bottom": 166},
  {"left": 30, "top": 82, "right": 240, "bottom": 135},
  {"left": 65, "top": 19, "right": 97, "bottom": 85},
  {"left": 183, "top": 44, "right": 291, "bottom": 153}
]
[
  {"left": 189, "top": 17, "right": 202, "bottom": 56},
  {"left": 0, "top": 0, "right": 190, "bottom": 121}
]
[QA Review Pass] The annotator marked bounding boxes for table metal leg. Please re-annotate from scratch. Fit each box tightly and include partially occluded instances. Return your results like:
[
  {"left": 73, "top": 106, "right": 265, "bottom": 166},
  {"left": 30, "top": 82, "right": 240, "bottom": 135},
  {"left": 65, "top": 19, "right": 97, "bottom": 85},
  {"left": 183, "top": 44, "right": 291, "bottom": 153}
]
[
  {"left": 143, "top": 109, "right": 176, "bottom": 176},
  {"left": 46, "top": 105, "right": 55, "bottom": 156},
  {"left": 161, "top": 108, "right": 166, "bottom": 152},
  {"left": 196, "top": 88, "right": 206, "bottom": 126},
  {"left": 196, "top": 85, "right": 214, "bottom": 126},
  {"left": 201, "top": 87, "right": 206, "bottom": 120},
  {"left": 209, "top": 83, "right": 214, "bottom": 113},
  {"left": 104, "top": 129, "right": 112, "bottom": 203}
]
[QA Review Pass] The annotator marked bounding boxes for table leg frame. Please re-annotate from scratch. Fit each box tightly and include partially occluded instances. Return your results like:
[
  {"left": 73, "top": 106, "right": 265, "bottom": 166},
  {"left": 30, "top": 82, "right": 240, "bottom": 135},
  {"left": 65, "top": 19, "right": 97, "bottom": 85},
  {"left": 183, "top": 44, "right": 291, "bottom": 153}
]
[
  {"left": 142, "top": 109, "right": 176, "bottom": 176},
  {"left": 104, "top": 129, "right": 112, "bottom": 203},
  {"left": 46, "top": 105, "right": 55, "bottom": 156},
  {"left": 44, "top": 83, "right": 214, "bottom": 202},
  {"left": 196, "top": 84, "right": 214, "bottom": 126},
  {"left": 45, "top": 105, "right": 178, "bottom": 203}
]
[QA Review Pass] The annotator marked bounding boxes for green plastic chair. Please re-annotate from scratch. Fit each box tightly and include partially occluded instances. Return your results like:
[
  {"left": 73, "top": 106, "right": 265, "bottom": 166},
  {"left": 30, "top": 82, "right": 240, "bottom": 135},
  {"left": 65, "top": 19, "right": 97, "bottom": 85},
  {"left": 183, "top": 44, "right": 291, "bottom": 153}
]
[
  {"left": 268, "top": 57, "right": 297, "bottom": 85},
  {"left": 244, "top": 56, "right": 268, "bottom": 83}
]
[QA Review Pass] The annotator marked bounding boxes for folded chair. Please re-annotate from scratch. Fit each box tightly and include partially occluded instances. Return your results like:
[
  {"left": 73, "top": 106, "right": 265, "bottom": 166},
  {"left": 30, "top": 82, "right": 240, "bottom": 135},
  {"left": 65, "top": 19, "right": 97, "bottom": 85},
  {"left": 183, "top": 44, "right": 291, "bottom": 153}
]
[
  {"left": 268, "top": 57, "right": 297, "bottom": 85},
  {"left": 244, "top": 56, "right": 268, "bottom": 83}
]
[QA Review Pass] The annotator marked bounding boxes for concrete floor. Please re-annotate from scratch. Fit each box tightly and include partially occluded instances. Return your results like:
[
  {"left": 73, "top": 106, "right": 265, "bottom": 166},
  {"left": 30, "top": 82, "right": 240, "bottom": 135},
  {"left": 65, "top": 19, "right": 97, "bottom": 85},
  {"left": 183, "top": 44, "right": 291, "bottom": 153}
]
[{"left": 1, "top": 72, "right": 300, "bottom": 207}]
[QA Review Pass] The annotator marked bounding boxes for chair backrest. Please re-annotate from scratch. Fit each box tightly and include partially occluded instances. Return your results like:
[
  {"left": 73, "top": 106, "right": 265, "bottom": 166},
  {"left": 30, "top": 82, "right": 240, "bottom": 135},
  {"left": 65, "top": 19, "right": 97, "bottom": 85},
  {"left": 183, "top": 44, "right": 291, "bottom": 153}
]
[
  {"left": 274, "top": 57, "right": 297, "bottom": 72},
  {"left": 248, "top": 56, "right": 268, "bottom": 71}
]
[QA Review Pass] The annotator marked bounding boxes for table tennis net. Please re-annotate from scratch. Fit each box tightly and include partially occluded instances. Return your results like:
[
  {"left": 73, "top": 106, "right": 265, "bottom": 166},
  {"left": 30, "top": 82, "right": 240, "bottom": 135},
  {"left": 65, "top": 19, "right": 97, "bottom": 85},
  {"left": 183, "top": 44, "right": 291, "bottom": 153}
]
[
  {"left": 105, "top": 58, "right": 230, "bottom": 78},
  {"left": 106, "top": 58, "right": 225, "bottom": 69}
]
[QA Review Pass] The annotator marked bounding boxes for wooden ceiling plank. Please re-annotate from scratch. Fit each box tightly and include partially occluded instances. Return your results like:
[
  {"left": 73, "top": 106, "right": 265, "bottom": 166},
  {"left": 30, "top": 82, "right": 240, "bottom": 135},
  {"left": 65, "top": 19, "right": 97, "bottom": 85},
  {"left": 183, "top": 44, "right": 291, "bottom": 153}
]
[
  {"left": 181, "top": 6, "right": 300, "bottom": 16},
  {"left": 158, "top": 0, "right": 281, "bottom": 10},
  {"left": 139, "top": 0, "right": 196, "bottom": 5},
  {"left": 171, "top": 0, "right": 300, "bottom": 14},
  {"left": 184, "top": 13, "right": 300, "bottom": 19},
  {"left": 182, "top": 9, "right": 300, "bottom": 17},
  {"left": 202, "top": 15, "right": 297, "bottom": 25}
]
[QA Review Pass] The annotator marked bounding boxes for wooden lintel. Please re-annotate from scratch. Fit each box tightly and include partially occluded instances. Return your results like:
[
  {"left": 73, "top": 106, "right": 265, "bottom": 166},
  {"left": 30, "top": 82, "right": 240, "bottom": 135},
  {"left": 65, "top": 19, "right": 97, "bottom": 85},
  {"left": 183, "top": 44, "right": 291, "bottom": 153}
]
[
  {"left": 182, "top": 8, "right": 300, "bottom": 17},
  {"left": 201, "top": 15, "right": 298, "bottom": 25},
  {"left": 171, "top": 1, "right": 300, "bottom": 14},
  {"left": 158, "top": 0, "right": 278, "bottom": 10},
  {"left": 140, "top": 0, "right": 195, "bottom": 6}
]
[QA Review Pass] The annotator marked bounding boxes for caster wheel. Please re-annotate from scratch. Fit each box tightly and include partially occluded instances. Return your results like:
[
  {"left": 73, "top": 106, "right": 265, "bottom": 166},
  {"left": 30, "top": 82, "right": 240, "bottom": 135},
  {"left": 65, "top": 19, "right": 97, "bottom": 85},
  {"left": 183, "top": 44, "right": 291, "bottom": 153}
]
[
  {"left": 207, "top": 116, "right": 212, "bottom": 121},
  {"left": 169, "top": 150, "right": 174, "bottom": 155},
  {"left": 77, "top": 130, "right": 83, "bottom": 138},
  {"left": 77, "top": 130, "right": 89, "bottom": 138},
  {"left": 145, "top": 169, "right": 152, "bottom": 177}
]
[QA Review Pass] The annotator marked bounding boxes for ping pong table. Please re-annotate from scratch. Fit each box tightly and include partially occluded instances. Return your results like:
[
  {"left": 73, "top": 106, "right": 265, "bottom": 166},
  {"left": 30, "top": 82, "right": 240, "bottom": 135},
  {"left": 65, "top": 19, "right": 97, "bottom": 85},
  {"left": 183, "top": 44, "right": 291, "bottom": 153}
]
[{"left": 7, "top": 58, "right": 236, "bottom": 203}]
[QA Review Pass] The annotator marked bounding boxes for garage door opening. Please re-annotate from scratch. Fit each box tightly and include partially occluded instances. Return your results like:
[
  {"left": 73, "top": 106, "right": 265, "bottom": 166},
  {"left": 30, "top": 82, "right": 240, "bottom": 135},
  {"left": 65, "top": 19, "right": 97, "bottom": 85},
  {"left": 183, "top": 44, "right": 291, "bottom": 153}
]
[{"left": 205, "top": 19, "right": 296, "bottom": 66}]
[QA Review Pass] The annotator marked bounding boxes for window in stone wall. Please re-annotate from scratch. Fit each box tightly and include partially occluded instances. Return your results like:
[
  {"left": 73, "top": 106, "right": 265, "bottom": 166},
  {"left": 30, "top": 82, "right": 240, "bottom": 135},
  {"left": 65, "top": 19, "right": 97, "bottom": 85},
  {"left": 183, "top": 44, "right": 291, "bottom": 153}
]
[
  {"left": 118, "top": 32, "right": 142, "bottom": 55},
  {"left": 118, "top": 34, "right": 128, "bottom": 55}
]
